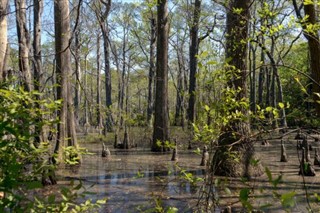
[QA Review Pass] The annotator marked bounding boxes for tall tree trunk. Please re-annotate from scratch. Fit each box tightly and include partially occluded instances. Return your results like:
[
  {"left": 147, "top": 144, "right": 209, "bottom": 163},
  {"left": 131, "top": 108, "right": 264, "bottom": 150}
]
[
  {"left": 258, "top": 36, "right": 265, "bottom": 107},
  {"left": 74, "top": 29, "right": 81, "bottom": 126},
  {"left": 293, "top": 0, "right": 320, "bottom": 116},
  {"left": 212, "top": 0, "right": 261, "bottom": 178},
  {"left": 53, "top": 0, "right": 79, "bottom": 162},
  {"left": 249, "top": 44, "right": 257, "bottom": 114},
  {"left": 0, "top": 0, "right": 8, "bottom": 81},
  {"left": 303, "top": 3, "right": 320, "bottom": 116},
  {"left": 119, "top": 26, "right": 127, "bottom": 127},
  {"left": 15, "top": 0, "right": 32, "bottom": 91},
  {"left": 83, "top": 57, "right": 90, "bottom": 134},
  {"left": 187, "top": 0, "right": 201, "bottom": 124},
  {"left": 96, "top": 33, "right": 103, "bottom": 134},
  {"left": 33, "top": 0, "right": 43, "bottom": 146},
  {"left": 174, "top": 45, "right": 185, "bottom": 126},
  {"left": 152, "top": 0, "right": 169, "bottom": 152},
  {"left": 147, "top": 17, "right": 156, "bottom": 126},
  {"left": 98, "top": 0, "right": 113, "bottom": 133}
]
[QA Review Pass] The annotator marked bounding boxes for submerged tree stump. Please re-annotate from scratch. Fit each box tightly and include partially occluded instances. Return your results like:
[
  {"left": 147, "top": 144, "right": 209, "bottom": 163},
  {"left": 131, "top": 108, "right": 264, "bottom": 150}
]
[
  {"left": 299, "top": 148, "right": 316, "bottom": 176},
  {"left": 280, "top": 140, "right": 288, "bottom": 162},
  {"left": 261, "top": 139, "right": 269, "bottom": 146},
  {"left": 102, "top": 143, "right": 111, "bottom": 158},
  {"left": 171, "top": 141, "right": 178, "bottom": 161},
  {"left": 188, "top": 140, "right": 192, "bottom": 150},
  {"left": 200, "top": 145, "right": 209, "bottom": 166},
  {"left": 297, "top": 140, "right": 303, "bottom": 150},
  {"left": 314, "top": 149, "right": 320, "bottom": 166},
  {"left": 302, "top": 138, "right": 311, "bottom": 162},
  {"left": 295, "top": 129, "right": 306, "bottom": 140}
]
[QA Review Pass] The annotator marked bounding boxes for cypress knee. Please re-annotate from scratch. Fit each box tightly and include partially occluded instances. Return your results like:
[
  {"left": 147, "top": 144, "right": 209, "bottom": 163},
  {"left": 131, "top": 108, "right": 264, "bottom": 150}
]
[
  {"left": 102, "top": 143, "right": 111, "bottom": 157},
  {"left": 280, "top": 140, "right": 288, "bottom": 162},
  {"left": 200, "top": 145, "right": 209, "bottom": 166},
  {"left": 314, "top": 149, "right": 320, "bottom": 166}
]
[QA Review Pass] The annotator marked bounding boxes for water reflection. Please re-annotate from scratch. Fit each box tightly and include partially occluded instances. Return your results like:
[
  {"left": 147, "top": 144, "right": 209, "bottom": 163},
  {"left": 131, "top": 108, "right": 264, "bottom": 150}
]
[{"left": 58, "top": 144, "right": 205, "bottom": 212}]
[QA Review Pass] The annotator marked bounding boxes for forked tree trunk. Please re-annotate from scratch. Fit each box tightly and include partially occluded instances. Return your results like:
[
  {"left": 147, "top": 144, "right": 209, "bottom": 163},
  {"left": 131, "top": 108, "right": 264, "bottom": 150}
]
[
  {"left": 0, "top": 0, "right": 8, "bottom": 81},
  {"left": 152, "top": 0, "right": 169, "bottom": 152}
]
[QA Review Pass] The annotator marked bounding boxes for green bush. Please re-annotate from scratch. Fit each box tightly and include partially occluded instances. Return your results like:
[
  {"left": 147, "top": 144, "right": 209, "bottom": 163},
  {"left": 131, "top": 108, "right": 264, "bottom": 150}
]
[{"left": 0, "top": 86, "right": 105, "bottom": 212}]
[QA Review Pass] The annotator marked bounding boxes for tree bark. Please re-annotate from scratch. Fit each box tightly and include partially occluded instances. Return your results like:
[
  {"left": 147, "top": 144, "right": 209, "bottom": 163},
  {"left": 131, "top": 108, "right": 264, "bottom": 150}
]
[
  {"left": 0, "top": 0, "right": 8, "bottom": 81},
  {"left": 258, "top": 36, "right": 265, "bottom": 107},
  {"left": 15, "top": 0, "right": 32, "bottom": 91},
  {"left": 187, "top": 0, "right": 201, "bottom": 124},
  {"left": 33, "top": 0, "right": 43, "bottom": 147},
  {"left": 147, "top": 17, "right": 156, "bottom": 126},
  {"left": 293, "top": 0, "right": 320, "bottom": 116},
  {"left": 152, "top": 0, "right": 169, "bottom": 152},
  {"left": 53, "top": 0, "right": 79, "bottom": 162},
  {"left": 73, "top": 28, "right": 81, "bottom": 126},
  {"left": 303, "top": 3, "right": 320, "bottom": 116},
  {"left": 174, "top": 45, "right": 185, "bottom": 126},
  {"left": 96, "top": 0, "right": 113, "bottom": 133},
  {"left": 96, "top": 33, "right": 103, "bottom": 134},
  {"left": 212, "top": 0, "right": 261, "bottom": 178}
]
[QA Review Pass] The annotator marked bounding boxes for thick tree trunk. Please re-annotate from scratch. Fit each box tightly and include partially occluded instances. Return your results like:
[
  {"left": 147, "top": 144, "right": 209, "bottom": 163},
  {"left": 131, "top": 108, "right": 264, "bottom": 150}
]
[
  {"left": 15, "top": 0, "right": 32, "bottom": 91},
  {"left": 0, "top": 0, "right": 8, "bottom": 81},
  {"left": 147, "top": 18, "right": 156, "bottom": 126},
  {"left": 187, "top": 0, "right": 201, "bottom": 124},
  {"left": 293, "top": 0, "right": 320, "bottom": 117},
  {"left": 53, "top": 0, "right": 79, "bottom": 163},
  {"left": 152, "top": 0, "right": 169, "bottom": 152},
  {"left": 304, "top": 3, "right": 320, "bottom": 116},
  {"left": 212, "top": 0, "right": 262, "bottom": 178}
]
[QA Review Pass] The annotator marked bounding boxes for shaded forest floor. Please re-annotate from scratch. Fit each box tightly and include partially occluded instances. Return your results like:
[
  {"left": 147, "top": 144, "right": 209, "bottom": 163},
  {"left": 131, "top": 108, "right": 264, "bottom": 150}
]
[{"left": 51, "top": 127, "right": 320, "bottom": 212}]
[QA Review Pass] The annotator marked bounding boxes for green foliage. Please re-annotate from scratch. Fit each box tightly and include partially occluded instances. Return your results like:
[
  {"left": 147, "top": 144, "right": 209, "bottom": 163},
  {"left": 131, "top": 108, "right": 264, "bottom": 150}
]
[
  {"left": 30, "top": 181, "right": 107, "bottom": 212},
  {"left": 64, "top": 146, "right": 92, "bottom": 165},
  {"left": 156, "top": 140, "right": 176, "bottom": 150},
  {"left": 0, "top": 86, "right": 105, "bottom": 212}
]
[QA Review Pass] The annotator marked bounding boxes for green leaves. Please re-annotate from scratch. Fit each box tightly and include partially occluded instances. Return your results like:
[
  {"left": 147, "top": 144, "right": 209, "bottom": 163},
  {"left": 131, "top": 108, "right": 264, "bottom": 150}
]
[
  {"left": 281, "top": 192, "right": 296, "bottom": 208},
  {"left": 239, "top": 188, "right": 252, "bottom": 211}
]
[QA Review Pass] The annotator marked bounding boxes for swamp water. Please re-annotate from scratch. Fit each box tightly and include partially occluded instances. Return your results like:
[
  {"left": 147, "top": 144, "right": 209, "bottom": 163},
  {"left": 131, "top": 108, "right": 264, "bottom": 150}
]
[{"left": 56, "top": 136, "right": 320, "bottom": 212}]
